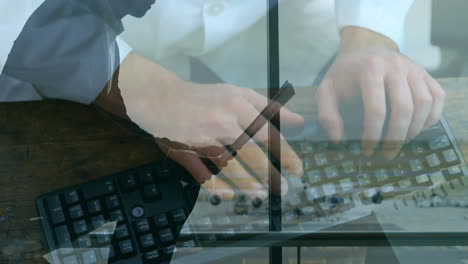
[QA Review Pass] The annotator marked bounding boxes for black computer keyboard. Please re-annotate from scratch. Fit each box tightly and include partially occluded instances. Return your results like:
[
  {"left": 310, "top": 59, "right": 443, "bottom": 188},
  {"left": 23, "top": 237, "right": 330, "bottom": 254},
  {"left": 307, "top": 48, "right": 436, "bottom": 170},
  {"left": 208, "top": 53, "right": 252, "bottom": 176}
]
[
  {"left": 37, "top": 160, "right": 200, "bottom": 264},
  {"left": 36, "top": 115, "right": 468, "bottom": 263}
]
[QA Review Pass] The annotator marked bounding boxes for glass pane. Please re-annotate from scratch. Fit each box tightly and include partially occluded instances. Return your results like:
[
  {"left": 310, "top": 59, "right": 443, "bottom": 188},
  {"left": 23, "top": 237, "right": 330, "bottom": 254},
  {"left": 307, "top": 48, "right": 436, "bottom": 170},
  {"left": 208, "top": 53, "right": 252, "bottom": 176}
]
[{"left": 277, "top": 0, "right": 468, "bottom": 234}]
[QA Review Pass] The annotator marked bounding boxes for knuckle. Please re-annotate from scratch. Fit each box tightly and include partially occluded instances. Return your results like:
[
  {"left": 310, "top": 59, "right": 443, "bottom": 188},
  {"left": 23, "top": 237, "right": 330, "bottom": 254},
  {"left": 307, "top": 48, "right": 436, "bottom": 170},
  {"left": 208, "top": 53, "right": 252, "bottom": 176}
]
[
  {"left": 393, "top": 101, "right": 414, "bottom": 116},
  {"left": 226, "top": 95, "right": 245, "bottom": 110},
  {"left": 389, "top": 55, "right": 405, "bottom": 69},
  {"left": 363, "top": 56, "right": 382, "bottom": 75},
  {"left": 205, "top": 112, "right": 225, "bottom": 127},
  {"left": 414, "top": 94, "right": 433, "bottom": 109},
  {"left": 434, "top": 87, "right": 447, "bottom": 101}
]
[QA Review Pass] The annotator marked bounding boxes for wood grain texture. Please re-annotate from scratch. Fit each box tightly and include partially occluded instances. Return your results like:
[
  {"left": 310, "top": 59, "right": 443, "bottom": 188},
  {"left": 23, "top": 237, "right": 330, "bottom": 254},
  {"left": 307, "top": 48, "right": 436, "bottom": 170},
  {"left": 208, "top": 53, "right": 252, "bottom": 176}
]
[
  {"left": 0, "top": 100, "right": 162, "bottom": 263},
  {"left": 0, "top": 78, "right": 467, "bottom": 263}
]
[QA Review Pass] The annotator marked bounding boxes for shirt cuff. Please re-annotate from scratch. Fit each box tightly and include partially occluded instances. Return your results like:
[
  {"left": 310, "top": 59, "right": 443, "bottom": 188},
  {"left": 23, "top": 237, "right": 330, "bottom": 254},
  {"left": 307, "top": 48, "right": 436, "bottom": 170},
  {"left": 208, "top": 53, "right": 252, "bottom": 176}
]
[
  {"left": 335, "top": 0, "right": 413, "bottom": 49},
  {"left": 116, "top": 36, "right": 133, "bottom": 64}
]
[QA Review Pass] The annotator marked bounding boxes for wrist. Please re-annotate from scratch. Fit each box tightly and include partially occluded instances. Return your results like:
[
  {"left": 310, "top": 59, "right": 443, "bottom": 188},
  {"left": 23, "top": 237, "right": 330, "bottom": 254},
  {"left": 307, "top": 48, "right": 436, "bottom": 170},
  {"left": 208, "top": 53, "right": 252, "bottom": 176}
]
[
  {"left": 339, "top": 26, "right": 399, "bottom": 55},
  {"left": 118, "top": 52, "right": 181, "bottom": 110}
]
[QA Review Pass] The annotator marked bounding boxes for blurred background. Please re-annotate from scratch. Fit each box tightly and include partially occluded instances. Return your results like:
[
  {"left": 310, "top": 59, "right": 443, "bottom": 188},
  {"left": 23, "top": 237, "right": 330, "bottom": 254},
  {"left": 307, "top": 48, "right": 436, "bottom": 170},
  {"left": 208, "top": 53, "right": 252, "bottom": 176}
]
[{"left": 406, "top": 0, "right": 468, "bottom": 78}]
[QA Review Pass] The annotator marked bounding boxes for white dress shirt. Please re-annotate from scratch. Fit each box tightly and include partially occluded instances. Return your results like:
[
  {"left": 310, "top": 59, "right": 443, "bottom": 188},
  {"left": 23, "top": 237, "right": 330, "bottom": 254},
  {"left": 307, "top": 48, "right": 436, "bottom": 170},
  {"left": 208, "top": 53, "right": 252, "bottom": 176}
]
[
  {"left": 120, "top": 0, "right": 413, "bottom": 89},
  {"left": 0, "top": 0, "right": 413, "bottom": 103}
]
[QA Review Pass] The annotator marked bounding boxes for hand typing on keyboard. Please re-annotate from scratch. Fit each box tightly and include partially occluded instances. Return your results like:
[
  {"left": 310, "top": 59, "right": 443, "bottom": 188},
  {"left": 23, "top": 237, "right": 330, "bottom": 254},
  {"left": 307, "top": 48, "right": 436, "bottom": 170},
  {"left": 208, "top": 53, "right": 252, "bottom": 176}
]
[
  {"left": 315, "top": 27, "right": 446, "bottom": 159},
  {"left": 94, "top": 52, "right": 305, "bottom": 199},
  {"left": 155, "top": 137, "right": 304, "bottom": 200}
]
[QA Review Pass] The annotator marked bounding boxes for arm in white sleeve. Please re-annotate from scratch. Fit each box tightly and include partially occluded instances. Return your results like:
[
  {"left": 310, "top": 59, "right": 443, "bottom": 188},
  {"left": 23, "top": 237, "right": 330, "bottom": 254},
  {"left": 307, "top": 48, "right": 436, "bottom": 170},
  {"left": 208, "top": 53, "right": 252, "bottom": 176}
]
[{"left": 335, "top": 0, "right": 414, "bottom": 49}]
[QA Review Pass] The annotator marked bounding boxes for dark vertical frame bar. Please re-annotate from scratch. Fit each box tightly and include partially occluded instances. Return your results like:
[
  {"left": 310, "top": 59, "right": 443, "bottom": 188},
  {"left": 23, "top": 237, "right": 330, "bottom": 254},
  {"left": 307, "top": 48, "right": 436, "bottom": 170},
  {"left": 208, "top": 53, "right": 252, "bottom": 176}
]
[{"left": 267, "top": 0, "right": 282, "bottom": 263}]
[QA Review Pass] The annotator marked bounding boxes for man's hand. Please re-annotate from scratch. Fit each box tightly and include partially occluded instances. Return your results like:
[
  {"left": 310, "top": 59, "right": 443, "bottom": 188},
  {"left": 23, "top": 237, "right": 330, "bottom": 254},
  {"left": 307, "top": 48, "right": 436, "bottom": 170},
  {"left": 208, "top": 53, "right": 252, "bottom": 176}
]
[
  {"left": 117, "top": 52, "right": 304, "bottom": 199},
  {"left": 316, "top": 26, "right": 446, "bottom": 159}
]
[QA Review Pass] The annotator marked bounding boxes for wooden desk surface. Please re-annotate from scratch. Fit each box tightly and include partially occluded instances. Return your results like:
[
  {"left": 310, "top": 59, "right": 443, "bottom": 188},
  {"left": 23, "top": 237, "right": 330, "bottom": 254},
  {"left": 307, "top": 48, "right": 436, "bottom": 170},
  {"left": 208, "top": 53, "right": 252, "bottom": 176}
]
[{"left": 0, "top": 78, "right": 467, "bottom": 263}]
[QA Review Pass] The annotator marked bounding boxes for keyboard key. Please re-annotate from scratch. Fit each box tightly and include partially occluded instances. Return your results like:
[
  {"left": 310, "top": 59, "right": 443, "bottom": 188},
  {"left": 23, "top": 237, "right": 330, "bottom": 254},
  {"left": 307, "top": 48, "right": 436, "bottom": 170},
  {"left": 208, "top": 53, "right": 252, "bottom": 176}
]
[
  {"left": 54, "top": 225, "right": 72, "bottom": 249},
  {"left": 164, "top": 245, "right": 176, "bottom": 255},
  {"left": 131, "top": 206, "right": 145, "bottom": 218},
  {"left": 339, "top": 178, "right": 353, "bottom": 192},
  {"left": 120, "top": 174, "right": 137, "bottom": 191},
  {"left": 409, "top": 159, "right": 423, "bottom": 172},
  {"left": 91, "top": 215, "right": 106, "bottom": 229},
  {"left": 64, "top": 190, "right": 80, "bottom": 204},
  {"left": 119, "top": 240, "right": 134, "bottom": 255},
  {"left": 135, "top": 219, "right": 151, "bottom": 233},
  {"left": 363, "top": 188, "right": 377, "bottom": 199},
  {"left": 143, "top": 184, "right": 159, "bottom": 200},
  {"left": 381, "top": 184, "right": 395, "bottom": 193},
  {"left": 286, "top": 193, "right": 301, "bottom": 206},
  {"left": 392, "top": 164, "right": 406, "bottom": 177},
  {"left": 69, "top": 204, "right": 84, "bottom": 219},
  {"left": 105, "top": 195, "right": 120, "bottom": 209},
  {"left": 301, "top": 206, "right": 316, "bottom": 216},
  {"left": 159, "top": 228, "right": 174, "bottom": 243},
  {"left": 306, "top": 170, "right": 320, "bottom": 184},
  {"left": 73, "top": 219, "right": 88, "bottom": 234},
  {"left": 140, "top": 168, "right": 154, "bottom": 184},
  {"left": 171, "top": 208, "right": 187, "bottom": 222},
  {"left": 425, "top": 153, "right": 441, "bottom": 167},
  {"left": 87, "top": 200, "right": 102, "bottom": 215},
  {"left": 357, "top": 173, "right": 371, "bottom": 186},
  {"left": 82, "top": 249, "right": 98, "bottom": 264},
  {"left": 77, "top": 235, "right": 92, "bottom": 248},
  {"left": 62, "top": 255, "right": 79, "bottom": 264},
  {"left": 314, "top": 153, "right": 328, "bottom": 166},
  {"left": 342, "top": 161, "right": 356, "bottom": 174},
  {"left": 416, "top": 174, "right": 430, "bottom": 184},
  {"left": 46, "top": 195, "right": 65, "bottom": 224},
  {"left": 140, "top": 233, "right": 155, "bottom": 249},
  {"left": 399, "top": 179, "right": 412, "bottom": 188},
  {"left": 442, "top": 149, "right": 459, "bottom": 163},
  {"left": 96, "top": 233, "right": 111, "bottom": 244},
  {"left": 322, "top": 183, "right": 336, "bottom": 196},
  {"left": 145, "top": 250, "right": 160, "bottom": 262},
  {"left": 411, "top": 143, "right": 427, "bottom": 155},
  {"left": 115, "top": 224, "right": 130, "bottom": 239},
  {"left": 424, "top": 122, "right": 444, "bottom": 135},
  {"left": 324, "top": 166, "right": 339, "bottom": 178},
  {"left": 109, "top": 209, "right": 124, "bottom": 223},
  {"left": 289, "top": 178, "right": 304, "bottom": 190},
  {"left": 305, "top": 187, "right": 320, "bottom": 201},
  {"left": 157, "top": 163, "right": 171, "bottom": 178},
  {"left": 443, "top": 165, "right": 463, "bottom": 178},
  {"left": 428, "top": 135, "right": 450, "bottom": 150},
  {"left": 375, "top": 169, "right": 389, "bottom": 182},
  {"left": 82, "top": 180, "right": 115, "bottom": 200},
  {"left": 332, "top": 152, "right": 345, "bottom": 162},
  {"left": 154, "top": 213, "right": 169, "bottom": 228}
]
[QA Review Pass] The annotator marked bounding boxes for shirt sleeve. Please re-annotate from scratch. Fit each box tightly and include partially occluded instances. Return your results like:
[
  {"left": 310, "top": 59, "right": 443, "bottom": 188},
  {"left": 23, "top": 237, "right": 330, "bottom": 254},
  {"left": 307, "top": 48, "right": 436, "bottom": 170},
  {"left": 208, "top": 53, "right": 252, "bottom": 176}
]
[
  {"left": 335, "top": 0, "right": 414, "bottom": 49},
  {"left": 1, "top": 0, "right": 149, "bottom": 104},
  {"left": 116, "top": 36, "right": 133, "bottom": 64}
]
